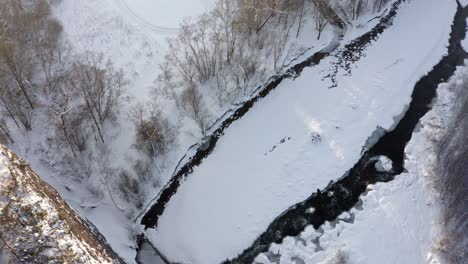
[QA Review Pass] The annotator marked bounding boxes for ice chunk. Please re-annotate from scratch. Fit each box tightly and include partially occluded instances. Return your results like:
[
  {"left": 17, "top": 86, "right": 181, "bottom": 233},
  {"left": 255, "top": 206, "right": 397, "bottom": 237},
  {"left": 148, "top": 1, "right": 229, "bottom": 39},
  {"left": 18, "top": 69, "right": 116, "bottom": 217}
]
[{"left": 375, "top": 156, "right": 393, "bottom": 172}]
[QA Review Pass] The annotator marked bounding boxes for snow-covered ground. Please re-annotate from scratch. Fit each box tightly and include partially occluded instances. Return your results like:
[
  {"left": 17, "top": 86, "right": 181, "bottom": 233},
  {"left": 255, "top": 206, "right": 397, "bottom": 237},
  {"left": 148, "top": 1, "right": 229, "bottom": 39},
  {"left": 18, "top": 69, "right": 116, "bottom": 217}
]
[
  {"left": 255, "top": 60, "right": 468, "bottom": 264},
  {"left": 147, "top": 0, "right": 457, "bottom": 263},
  {"left": 463, "top": 17, "right": 468, "bottom": 49},
  {"left": 117, "top": 0, "right": 217, "bottom": 29},
  {"left": 55, "top": 0, "right": 171, "bottom": 102}
]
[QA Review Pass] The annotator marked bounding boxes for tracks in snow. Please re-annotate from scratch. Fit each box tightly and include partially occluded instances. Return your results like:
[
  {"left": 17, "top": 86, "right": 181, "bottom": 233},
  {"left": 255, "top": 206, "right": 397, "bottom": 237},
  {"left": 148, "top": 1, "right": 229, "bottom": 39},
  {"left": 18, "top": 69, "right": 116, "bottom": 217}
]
[
  {"left": 112, "top": 0, "right": 180, "bottom": 34},
  {"left": 140, "top": 18, "right": 346, "bottom": 229}
]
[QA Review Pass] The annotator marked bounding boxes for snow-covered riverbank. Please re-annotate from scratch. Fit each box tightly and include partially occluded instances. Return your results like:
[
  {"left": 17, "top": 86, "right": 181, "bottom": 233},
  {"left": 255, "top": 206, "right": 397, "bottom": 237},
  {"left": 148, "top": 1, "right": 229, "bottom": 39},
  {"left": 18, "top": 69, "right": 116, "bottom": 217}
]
[
  {"left": 254, "top": 58, "right": 468, "bottom": 264},
  {"left": 147, "top": 0, "right": 457, "bottom": 263}
]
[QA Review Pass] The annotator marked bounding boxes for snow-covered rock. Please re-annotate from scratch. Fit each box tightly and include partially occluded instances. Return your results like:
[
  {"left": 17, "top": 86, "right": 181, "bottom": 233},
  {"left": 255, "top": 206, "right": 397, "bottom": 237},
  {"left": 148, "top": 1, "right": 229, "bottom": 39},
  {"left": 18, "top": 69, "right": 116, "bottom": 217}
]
[
  {"left": 375, "top": 156, "right": 393, "bottom": 172},
  {"left": 0, "top": 145, "right": 124, "bottom": 264}
]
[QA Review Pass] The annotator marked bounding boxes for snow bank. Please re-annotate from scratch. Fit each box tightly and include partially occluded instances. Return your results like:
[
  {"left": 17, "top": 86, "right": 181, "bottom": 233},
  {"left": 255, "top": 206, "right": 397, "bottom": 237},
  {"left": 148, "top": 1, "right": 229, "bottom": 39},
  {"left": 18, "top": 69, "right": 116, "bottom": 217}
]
[
  {"left": 255, "top": 61, "right": 468, "bottom": 264},
  {"left": 148, "top": 0, "right": 457, "bottom": 263},
  {"left": 463, "top": 18, "right": 468, "bottom": 50},
  {"left": 257, "top": 159, "right": 440, "bottom": 264}
]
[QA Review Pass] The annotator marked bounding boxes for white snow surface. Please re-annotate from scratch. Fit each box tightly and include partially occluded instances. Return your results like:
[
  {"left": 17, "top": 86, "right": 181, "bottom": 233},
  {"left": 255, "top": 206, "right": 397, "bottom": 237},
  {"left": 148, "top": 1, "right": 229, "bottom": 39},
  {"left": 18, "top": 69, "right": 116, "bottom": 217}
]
[
  {"left": 117, "top": 0, "right": 217, "bottom": 29},
  {"left": 255, "top": 61, "right": 468, "bottom": 264},
  {"left": 463, "top": 18, "right": 468, "bottom": 50},
  {"left": 54, "top": 0, "right": 171, "bottom": 103},
  {"left": 147, "top": 1, "right": 457, "bottom": 263}
]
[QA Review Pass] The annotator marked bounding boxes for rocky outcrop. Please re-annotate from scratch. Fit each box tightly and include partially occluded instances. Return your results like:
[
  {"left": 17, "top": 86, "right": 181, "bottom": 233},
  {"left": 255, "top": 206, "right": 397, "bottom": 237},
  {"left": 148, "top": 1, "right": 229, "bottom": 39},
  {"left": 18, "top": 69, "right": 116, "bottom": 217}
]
[{"left": 0, "top": 145, "right": 126, "bottom": 264}]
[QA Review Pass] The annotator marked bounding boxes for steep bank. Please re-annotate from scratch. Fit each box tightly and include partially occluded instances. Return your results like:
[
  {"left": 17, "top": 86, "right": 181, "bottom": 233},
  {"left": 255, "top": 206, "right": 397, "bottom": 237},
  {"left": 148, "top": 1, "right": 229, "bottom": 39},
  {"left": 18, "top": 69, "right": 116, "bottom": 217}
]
[{"left": 0, "top": 146, "right": 125, "bottom": 264}]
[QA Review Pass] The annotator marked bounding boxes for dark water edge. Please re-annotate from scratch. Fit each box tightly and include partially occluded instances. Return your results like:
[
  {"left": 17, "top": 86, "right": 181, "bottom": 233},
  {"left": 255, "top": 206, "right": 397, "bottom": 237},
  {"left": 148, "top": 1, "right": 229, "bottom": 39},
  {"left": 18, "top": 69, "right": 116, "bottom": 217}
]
[
  {"left": 140, "top": 49, "right": 333, "bottom": 230},
  {"left": 140, "top": 0, "right": 408, "bottom": 231},
  {"left": 223, "top": 2, "right": 468, "bottom": 264},
  {"left": 140, "top": 23, "right": 346, "bottom": 229},
  {"left": 135, "top": 235, "right": 171, "bottom": 264}
]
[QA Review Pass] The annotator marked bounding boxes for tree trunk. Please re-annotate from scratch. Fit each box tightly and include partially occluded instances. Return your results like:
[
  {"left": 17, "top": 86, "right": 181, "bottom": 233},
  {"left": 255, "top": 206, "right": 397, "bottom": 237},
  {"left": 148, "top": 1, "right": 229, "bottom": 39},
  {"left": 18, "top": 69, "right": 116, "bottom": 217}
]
[
  {"left": 82, "top": 92, "right": 105, "bottom": 143},
  {"left": 16, "top": 79, "right": 35, "bottom": 110},
  {"left": 296, "top": 0, "right": 305, "bottom": 38}
]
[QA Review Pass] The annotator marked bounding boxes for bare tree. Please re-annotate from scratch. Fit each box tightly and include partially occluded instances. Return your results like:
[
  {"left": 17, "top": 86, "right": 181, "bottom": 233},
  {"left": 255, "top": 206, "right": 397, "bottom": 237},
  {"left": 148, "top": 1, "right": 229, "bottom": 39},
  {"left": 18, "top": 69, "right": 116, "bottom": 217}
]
[
  {"left": 0, "top": 0, "right": 56, "bottom": 111},
  {"left": 0, "top": 82, "right": 21, "bottom": 129},
  {"left": 0, "top": 117, "right": 14, "bottom": 144},
  {"left": 159, "top": 0, "right": 314, "bottom": 108},
  {"left": 372, "top": 0, "right": 389, "bottom": 12},
  {"left": 212, "top": 67, "right": 231, "bottom": 105},
  {"left": 34, "top": 18, "right": 65, "bottom": 89},
  {"left": 0, "top": 41, "right": 35, "bottom": 109},
  {"left": 131, "top": 104, "right": 175, "bottom": 160},
  {"left": 181, "top": 82, "right": 210, "bottom": 135},
  {"left": 157, "top": 61, "right": 180, "bottom": 108},
  {"left": 296, "top": 0, "right": 306, "bottom": 37},
  {"left": 70, "top": 53, "right": 126, "bottom": 143},
  {"left": 231, "top": 50, "right": 258, "bottom": 94},
  {"left": 50, "top": 100, "right": 88, "bottom": 158},
  {"left": 312, "top": 0, "right": 330, "bottom": 40},
  {"left": 0, "top": 85, "right": 33, "bottom": 131},
  {"left": 175, "top": 16, "right": 219, "bottom": 83},
  {"left": 238, "top": 0, "right": 286, "bottom": 34},
  {"left": 117, "top": 169, "right": 145, "bottom": 209},
  {"left": 0, "top": 0, "right": 68, "bottom": 134},
  {"left": 213, "top": 0, "right": 238, "bottom": 65},
  {"left": 271, "top": 13, "right": 296, "bottom": 70}
]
